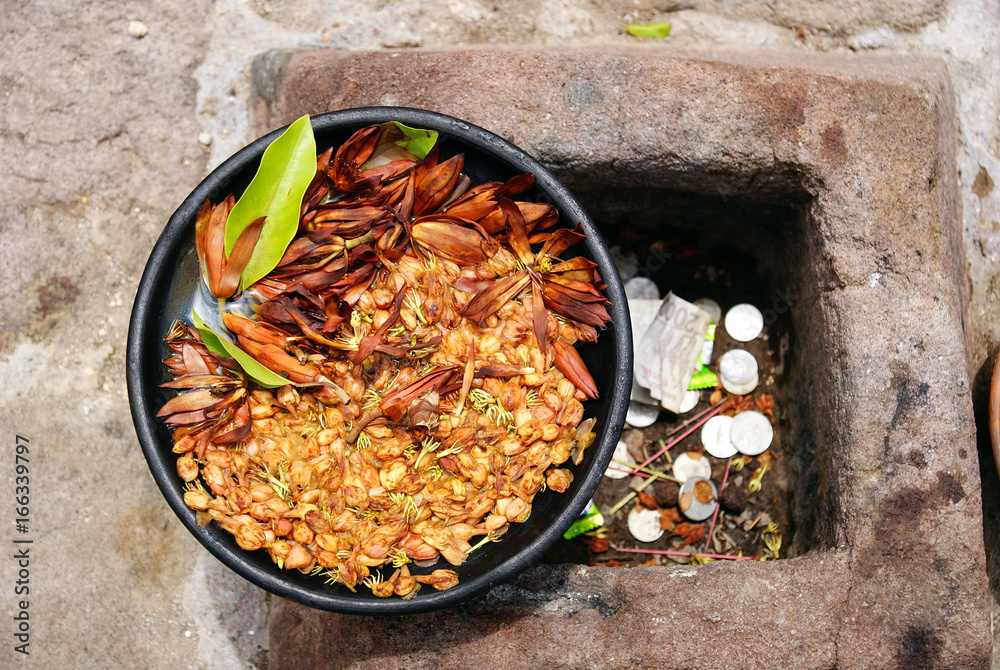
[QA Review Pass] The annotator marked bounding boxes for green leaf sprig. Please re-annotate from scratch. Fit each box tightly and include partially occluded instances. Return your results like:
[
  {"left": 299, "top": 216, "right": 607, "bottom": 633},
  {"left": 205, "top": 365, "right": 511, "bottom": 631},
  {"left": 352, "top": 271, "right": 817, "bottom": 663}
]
[
  {"left": 390, "top": 121, "right": 438, "bottom": 159},
  {"left": 192, "top": 309, "right": 288, "bottom": 388},
  {"left": 626, "top": 22, "right": 672, "bottom": 38},
  {"left": 224, "top": 115, "right": 317, "bottom": 289}
]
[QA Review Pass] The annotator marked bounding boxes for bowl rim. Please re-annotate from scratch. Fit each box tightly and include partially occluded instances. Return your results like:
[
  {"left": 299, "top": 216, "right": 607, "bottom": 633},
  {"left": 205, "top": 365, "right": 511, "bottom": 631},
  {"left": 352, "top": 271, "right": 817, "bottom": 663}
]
[{"left": 126, "top": 106, "right": 632, "bottom": 614}]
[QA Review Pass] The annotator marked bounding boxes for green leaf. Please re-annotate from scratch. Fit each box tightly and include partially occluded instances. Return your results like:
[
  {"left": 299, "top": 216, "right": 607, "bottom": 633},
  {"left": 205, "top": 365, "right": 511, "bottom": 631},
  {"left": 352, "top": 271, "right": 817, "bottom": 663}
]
[
  {"left": 224, "top": 115, "right": 317, "bottom": 289},
  {"left": 191, "top": 309, "right": 288, "bottom": 388},
  {"left": 391, "top": 121, "right": 438, "bottom": 159},
  {"left": 626, "top": 22, "right": 672, "bottom": 38}
]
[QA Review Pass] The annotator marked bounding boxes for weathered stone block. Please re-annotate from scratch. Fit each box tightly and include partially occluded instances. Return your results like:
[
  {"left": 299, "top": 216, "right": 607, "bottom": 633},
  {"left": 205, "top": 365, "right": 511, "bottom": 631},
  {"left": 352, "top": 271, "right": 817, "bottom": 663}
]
[{"left": 253, "top": 47, "right": 988, "bottom": 668}]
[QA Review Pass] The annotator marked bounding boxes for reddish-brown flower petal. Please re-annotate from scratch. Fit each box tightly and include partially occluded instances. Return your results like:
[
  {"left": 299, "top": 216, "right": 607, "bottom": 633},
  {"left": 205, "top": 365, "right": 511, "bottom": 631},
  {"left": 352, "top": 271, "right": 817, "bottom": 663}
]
[
  {"left": 160, "top": 374, "right": 236, "bottom": 390},
  {"left": 463, "top": 271, "right": 530, "bottom": 323},
  {"left": 552, "top": 340, "right": 599, "bottom": 400},
  {"left": 549, "top": 256, "right": 601, "bottom": 283},
  {"left": 156, "top": 388, "right": 230, "bottom": 418},
  {"left": 213, "top": 401, "right": 251, "bottom": 445},
  {"left": 531, "top": 281, "right": 548, "bottom": 354},
  {"left": 519, "top": 201, "right": 558, "bottom": 232},
  {"left": 349, "top": 286, "right": 406, "bottom": 364},
  {"left": 541, "top": 286, "right": 612, "bottom": 328},
  {"left": 443, "top": 198, "right": 496, "bottom": 223},
  {"left": 475, "top": 363, "right": 535, "bottom": 378},
  {"left": 217, "top": 215, "right": 266, "bottom": 298},
  {"left": 223, "top": 313, "right": 288, "bottom": 347},
  {"left": 498, "top": 197, "right": 534, "bottom": 266},
  {"left": 538, "top": 226, "right": 586, "bottom": 261},
  {"left": 359, "top": 158, "right": 417, "bottom": 185},
  {"left": 411, "top": 217, "right": 499, "bottom": 266},
  {"left": 414, "top": 154, "right": 465, "bottom": 216},
  {"left": 496, "top": 172, "right": 534, "bottom": 197},
  {"left": 542, "top": 274, "right": 610, "bottom": 304},
  {"left": 380, "top": 366, "right": 459, "bottom": 423},
  {"left": 454, "top": 341, "right": 476, "bottom": 415},
  {"left": 328, "top": 125, "right": 381, "bottom": 191},
  {"left": 181, "top": 342, "right": 211, "bottom": 376},
  {"left": 256, "top": 296, "right": 340, "bottom": 348},
  {"left": 162, "top": 409, "right": 209, "bottom": 426},
  {"left": 236, "top": 336, "right": 320, "bottom": 384},
  {"left": 196, "top": 196, "right": 233, "bottom": 298},
  {"left": 194, "top": 199, "right": 213, "bottom": 284}
]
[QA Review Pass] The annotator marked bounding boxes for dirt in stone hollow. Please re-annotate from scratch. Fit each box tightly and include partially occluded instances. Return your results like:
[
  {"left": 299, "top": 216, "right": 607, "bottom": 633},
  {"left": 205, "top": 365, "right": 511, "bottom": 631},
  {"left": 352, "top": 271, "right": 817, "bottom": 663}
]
[{"left": 543, "top": 233, "right": 796, "bottom": 568}]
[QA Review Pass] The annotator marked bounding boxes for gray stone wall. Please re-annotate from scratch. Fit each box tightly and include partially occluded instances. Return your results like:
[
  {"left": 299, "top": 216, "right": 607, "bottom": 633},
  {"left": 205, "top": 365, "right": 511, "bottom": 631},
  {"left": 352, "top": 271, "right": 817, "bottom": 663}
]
[{"left": 1, "top": 0, "right": 998, "bottom": 668}]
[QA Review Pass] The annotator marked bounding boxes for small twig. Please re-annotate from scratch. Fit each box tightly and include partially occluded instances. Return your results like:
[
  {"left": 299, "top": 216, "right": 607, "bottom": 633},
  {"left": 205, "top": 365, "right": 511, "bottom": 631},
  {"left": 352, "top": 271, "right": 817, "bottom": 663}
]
[
  {"left": 610, "top": 458, "right": 673, "bottom": 481},
  {"left": 345, "top": 409, "right": 382, "bottom": 444},
  {"left": 703, "top": 455, "right": 732, "bottom": 553},
  {"left": 627, "top": 400, "right": 726, "bottom": 477},
  {"left": 613, "top": 546, "right": 754, "bottom": 561},
  {"left": 607, "top": 468, "right": 667, "bottom": 515},
  {"left": 662, "top": 399, "right": 726, "bottom": 441}
]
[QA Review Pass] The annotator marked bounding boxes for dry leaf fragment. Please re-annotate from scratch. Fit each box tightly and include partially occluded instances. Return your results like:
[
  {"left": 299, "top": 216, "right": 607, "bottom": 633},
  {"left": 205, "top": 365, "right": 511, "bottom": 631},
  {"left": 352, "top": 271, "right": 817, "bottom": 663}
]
[
  {"left": 694, "top": 479, "right": 716, "bottom": 504},
  {"left": 636, "top": 490, "right": 658, "bottom": 510},
  {"left": 679, "top": 490, "right": 693, "bottom": 513}
]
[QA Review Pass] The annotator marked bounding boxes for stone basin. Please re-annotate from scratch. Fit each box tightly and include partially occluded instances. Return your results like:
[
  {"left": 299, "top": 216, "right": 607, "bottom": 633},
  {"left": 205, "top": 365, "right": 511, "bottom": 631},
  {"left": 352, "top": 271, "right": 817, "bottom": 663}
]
[{"left": 251, "top": 47, "right": 988, "bottom": 668}]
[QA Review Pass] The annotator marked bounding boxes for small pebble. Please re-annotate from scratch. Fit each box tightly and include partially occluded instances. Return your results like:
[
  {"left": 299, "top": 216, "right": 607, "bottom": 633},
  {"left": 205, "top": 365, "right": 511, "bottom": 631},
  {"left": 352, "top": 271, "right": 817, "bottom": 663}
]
[
  {"left": 129, "top": 21, "right": 149, "bottom": 38},
  {"left": 198, "top": 131, "right": 213, "bottom": 146},
  {"left": 654, "top": 480, "right": 680, "bottom": 508},
  {"left": 719, "top": 483, "right": 748, "bottom": 513}
]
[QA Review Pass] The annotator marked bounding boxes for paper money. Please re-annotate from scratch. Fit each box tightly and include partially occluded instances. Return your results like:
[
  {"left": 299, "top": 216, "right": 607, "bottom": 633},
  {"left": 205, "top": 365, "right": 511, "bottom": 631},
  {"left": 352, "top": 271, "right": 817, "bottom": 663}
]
[
  {"left": 634, "top": 293, "right": 711, "bottom": 413},
  {"left": 627, "top": 297, "right": 661, "bottom": 405}
]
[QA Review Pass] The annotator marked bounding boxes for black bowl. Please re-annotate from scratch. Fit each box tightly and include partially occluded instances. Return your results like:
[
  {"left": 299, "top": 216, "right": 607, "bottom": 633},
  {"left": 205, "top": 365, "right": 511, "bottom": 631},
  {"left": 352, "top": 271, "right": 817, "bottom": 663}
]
[{"left": 127, "top": 107, "right": 632, "bottom": 614}]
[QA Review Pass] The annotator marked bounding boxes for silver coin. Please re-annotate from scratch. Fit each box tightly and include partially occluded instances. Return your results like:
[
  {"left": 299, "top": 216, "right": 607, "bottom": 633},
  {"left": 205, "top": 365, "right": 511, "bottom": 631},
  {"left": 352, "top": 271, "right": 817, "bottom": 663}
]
[
  {"left": 679, "top": 477, "right": 718, "bottom": 522},
  {"left": 719, "top": 349, "right": 757, "bottom": 384},
  {"left": 721, "top": 371, "right": 759, "bottom": 396},
  {"left": 701, "top": 414, "right": 738, "bottom": 458},
  {"left": 627, "top": 506, "right": 665, "bottom": 542},
  {"left": 624, "top": 276, "right": 660, "bottom": 300},
  {"left": 671, "top": 451, "right": 712, "bottom": 483},
  {"left": 611, "top": 246, "right": 639, "bottom": 281},
  {"left": 730, "top": 410, "right": 773, "bottom": 456},
  {"left": 604, "top": 439, "right": 637, "bottom": 479},
  {"left": 694, "top": 298, "right": 722, "bottom": 323},
  {"left": 719, "top": 349, "right": 759, "bottom": 395},
  {"left": 724, "top": 303, "right": 764, "bottom": 342},
  {"left": 678, "top": 389, "right": 700, "bottom": 414},
  {"left": 626, "top": 400, "right": 660, "bottom": 428}
]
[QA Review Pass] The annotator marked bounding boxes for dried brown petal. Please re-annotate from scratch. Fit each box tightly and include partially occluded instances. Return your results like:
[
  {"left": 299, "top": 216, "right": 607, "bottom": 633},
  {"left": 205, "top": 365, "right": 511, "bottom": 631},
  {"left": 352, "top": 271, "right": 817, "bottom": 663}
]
[
  {"left": 410, "top": 217, "right": 499, "bottom": 266},
  {"left": 679, "top": 490, "right": 693, "bottom": 513},
  {"left": 415, "top": 568, "right": 460, "bottom": 591},
  {"left": 636, "top": 490, "right": 658, "bottom": 510},
  {"left": 694, "top": 479, "right": 716, "bottom": 504},
  {"left": 551, "top": 340, "right": 599, "bottom": 400},
  {"left": 217, "top": 216, "right": 266, "bottom": 298},
  {"left": 414, "top": 154, "right": 464, "bottom": 216}
]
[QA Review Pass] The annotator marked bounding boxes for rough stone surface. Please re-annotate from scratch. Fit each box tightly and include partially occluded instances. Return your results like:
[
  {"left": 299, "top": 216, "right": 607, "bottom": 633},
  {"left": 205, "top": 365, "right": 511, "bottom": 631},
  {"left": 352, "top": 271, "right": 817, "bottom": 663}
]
[
  {"left": 5, "top": 0, "right": 1000, "bottom": 667},
  {"left": 255, "top": 47, "right": 988, "bottom": 668},
  {"left": 271, "top": 556, "right": 849, "bottom": 669}
]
